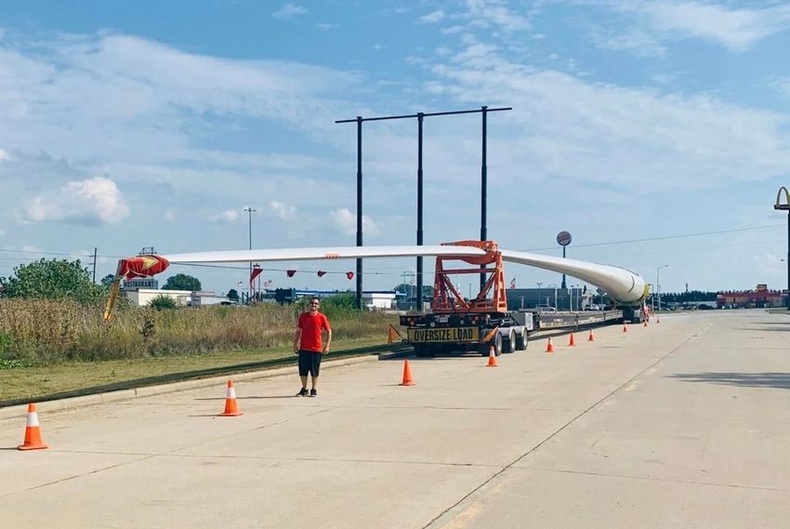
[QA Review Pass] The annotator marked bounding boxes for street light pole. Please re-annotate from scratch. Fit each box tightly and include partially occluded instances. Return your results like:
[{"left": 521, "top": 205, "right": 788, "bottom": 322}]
[
  {"left": 656, "top": 265, "right": 668, "bottom": 311},
  {"left": 548, "top": 284, "right": 558, "bottom": 309},
  {"left": 243, "top": 206, "right": 256, "bottom": 302},
  {"left": 773, "top": 187, "right": 790, "bottom": 309},
  {"left": 537, "top": 282, "right": 542, "bottom": 308}
]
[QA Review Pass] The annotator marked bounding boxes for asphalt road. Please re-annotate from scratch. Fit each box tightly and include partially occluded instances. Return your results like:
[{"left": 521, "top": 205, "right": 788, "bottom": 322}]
[{"left": 1, "top": 309, "right": 789, "bottom": 528}]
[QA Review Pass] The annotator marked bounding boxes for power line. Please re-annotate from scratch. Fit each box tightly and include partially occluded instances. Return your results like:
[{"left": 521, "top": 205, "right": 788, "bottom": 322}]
[{"left": 524, "top": 224, "right": 782, "bottom": 252}]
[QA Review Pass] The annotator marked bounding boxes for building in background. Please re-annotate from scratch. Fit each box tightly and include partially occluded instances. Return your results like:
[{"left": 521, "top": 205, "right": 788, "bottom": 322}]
[{"left": 717, "top": 284, "right": 785, "bottom": 309}]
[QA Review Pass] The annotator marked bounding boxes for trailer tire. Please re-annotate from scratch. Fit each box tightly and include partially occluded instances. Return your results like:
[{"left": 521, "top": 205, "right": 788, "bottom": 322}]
[
  {"left": 502, "top": 329, "right": 516, "bottom": 354},
  {"left": 485, "top": 333, "right": 502, "bottom": 357},
  {"left": 515, "top": 328, "right": 527, "bottom": 351}
]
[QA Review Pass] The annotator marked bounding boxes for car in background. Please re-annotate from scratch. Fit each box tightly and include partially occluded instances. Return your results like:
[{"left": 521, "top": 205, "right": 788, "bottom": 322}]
[{"left": 535, "top": 305, "right": 557, "bottom": 313}]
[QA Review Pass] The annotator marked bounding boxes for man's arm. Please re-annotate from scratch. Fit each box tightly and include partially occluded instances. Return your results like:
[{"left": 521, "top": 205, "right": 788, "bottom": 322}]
[
  {"left": 322, "top": 320, "right": 332, "bottom": 353},
  {"left": 293, "top": 328, "right": 301, "bottom": 353}
]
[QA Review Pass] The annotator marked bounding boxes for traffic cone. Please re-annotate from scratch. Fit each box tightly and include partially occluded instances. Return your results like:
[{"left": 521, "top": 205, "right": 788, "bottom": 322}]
[
  {"left": 545, "top": 337, "right": 555, "bottom": 354},
  {"left": 218, "top": 380, "right": 243, "bottom": 417},
  {"left": 568, "top": 333, "right": 576, "bottom": 346},
  {"left": 622, "top": 322, "right": 628, "bottom": 333},
  {"left": 17, "top": 403, "right": 48, "bottom": 451},
  {"left": 486, "top": 345, "right": 498, "bottom": 367},
  {"left": 400, "top": 359, "right": 415, "bottom": 386},
  {"left": 588, "top": 329, "right": 596, "bottom": 342}
]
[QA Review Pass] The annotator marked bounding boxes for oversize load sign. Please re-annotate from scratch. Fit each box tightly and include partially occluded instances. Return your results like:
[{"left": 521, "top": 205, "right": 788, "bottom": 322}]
[{"left": 407, "top": 327, "right": 480, "bottom": 342}]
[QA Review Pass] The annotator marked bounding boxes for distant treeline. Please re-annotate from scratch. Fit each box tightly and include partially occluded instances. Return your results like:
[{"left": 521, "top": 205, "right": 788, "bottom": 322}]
[{"left": 653, "top": 291, "right": 718, "bottom": 302}]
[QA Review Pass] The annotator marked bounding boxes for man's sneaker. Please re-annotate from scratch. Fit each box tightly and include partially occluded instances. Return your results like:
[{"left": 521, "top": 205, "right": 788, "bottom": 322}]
[
  {"left": 296, "top": 387, "right": 308, "bottom": 397},
  {"left": 309, "top": 389, "right": 317, "bottom": 397}
]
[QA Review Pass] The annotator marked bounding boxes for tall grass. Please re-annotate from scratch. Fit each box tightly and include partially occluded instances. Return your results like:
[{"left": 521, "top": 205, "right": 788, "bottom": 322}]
[{"left": 0, "top": 297, "right": 398, "bottom": 366}]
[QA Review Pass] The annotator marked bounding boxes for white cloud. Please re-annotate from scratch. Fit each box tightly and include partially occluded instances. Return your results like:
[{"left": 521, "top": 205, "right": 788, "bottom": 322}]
[
  {"left": 330, "top": 208, "right": 380, "bottom": 237},
  {"left": 0, "top": 33, "right": 360, "bottom": 169},
  {"left": 418, "top": 10, "right": 446, "bottom": 24},
  {"left": 209, "top": 209, "right": 240, "bottom": 223},
  {"left": 268, "top": 200, "right": 296, "bottom": 220},
  {"left": 0, "top": 148, "right": 8, "bottom": 161},
  {"left": 164, "top": 209, "right": 176, "bottom": 221},
  {"left": 590, "top": 26, "right": 667, "bottom": 57},
  {"left": 424, "top": 42, "right": 790, "bottom": 191},
  {"left": 463, "top": 0, "right": 531, "bottom": 32},
  {"left": 20, "top": 176, "right": 130, "bottom": 224},
  {"left": 772, "top": 77, "right": 790, "bottom": 97},
  {"left": 598, "top": 0, "right": 790, "bottom": 52},
  {"left": 273, "top": 3, "right": 307, "bottom": 20}
]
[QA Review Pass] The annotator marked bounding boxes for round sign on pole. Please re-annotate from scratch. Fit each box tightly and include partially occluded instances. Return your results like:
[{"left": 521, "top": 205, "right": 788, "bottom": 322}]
[{"left": 556, "top": 231, "right": 572, "bottom": 247}]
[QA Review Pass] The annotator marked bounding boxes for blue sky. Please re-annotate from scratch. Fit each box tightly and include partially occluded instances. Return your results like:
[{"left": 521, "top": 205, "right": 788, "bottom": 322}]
[{"left": 1, "top": 0, "right": 790, "bottom": 296}]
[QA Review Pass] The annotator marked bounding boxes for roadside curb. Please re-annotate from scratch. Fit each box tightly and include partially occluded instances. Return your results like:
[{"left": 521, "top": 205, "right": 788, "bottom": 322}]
[{"left": 0, "top": 354, "right": 378, "bottom": 422}]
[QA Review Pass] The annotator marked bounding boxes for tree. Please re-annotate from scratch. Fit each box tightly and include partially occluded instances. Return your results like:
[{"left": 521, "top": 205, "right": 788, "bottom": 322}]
[
  {"left": 148, "top": 294, "right": 178, "bottom": 310},
  {"left": 227, "top": 288, "right": 239, "bottom": 301},
  {"left": 100, "top": 274, "right": 116, "bottom": 287},
  {"left": 393, "top": 283, "right": 416, "bottom": 298},
  {"left": 162, "top": 274, "right": 201, "bottom": 291},
  {"left": 0, "top": 258, "right": 105, "bottom": 302}
]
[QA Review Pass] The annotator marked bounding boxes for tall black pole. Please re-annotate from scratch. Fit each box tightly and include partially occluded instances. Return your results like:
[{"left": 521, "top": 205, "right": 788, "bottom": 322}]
[
  {"left": 561, "top": 246, "right": 567, "bottom": 289},
  {"left": 355, "top": 117, "right": 363, "bottom": 310},
  {"left": 416, "top": 113, "right": 424, "bottom": 310},
  {"left": 772, "top": 187, "right": 790, "bottom": 309},
  {"left": 480, "top": 106, "right": 488, "bottom": 291}
]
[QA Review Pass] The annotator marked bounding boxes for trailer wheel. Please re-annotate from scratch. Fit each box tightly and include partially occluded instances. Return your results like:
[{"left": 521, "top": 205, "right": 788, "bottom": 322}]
[
  {"left": 515, "top": 328, "right": 527, "bottom": 351},
  {"left": 481, "top": 333, "right": 502, "bottom": 357},
  {"left": 502, "top": 329, "right": 516, "bottom": 354}
]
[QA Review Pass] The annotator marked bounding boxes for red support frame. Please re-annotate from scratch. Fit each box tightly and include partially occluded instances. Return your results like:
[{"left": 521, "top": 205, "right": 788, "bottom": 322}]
[{"left": 431, "top": 240, "right": 508, "bottom": 314}]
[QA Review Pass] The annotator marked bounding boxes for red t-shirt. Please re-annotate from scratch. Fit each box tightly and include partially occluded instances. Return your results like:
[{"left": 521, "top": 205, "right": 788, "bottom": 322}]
[{"left": 298, "top": 312, "right": 331, "bottom": 353}]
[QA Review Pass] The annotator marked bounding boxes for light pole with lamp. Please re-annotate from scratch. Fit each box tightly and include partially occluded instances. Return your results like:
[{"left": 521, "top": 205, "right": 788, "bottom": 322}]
[
  {"left": 547, "top": 283, "right": 558, "bottom": 309},
  {"left": 656, "top": 265, "right": 669, "bottom": 311},
  {"left": 774, "top": 187, "right": 790, "bottom": 309},
  {"left": 243, "top": 206, "right": 256, "bottom": 303},
  {"left": 537, "top": 282, "right": 542, "bottom": 308}
]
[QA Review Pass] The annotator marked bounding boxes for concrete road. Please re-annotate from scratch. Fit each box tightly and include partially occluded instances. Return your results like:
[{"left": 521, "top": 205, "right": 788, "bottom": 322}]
[{"left": 1, "top": 310, "right": 789, "bottom": 528}]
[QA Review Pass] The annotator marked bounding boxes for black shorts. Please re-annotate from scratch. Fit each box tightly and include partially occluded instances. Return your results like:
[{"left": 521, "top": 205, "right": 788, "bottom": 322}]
[{"left": 298, "top": 350, "right": 323, "bottom": 377}]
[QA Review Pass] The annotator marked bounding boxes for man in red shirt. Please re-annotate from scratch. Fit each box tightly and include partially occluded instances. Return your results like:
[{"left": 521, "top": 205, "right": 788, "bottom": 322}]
[{"left": 294, "top": 297, "right": 332, "bottom": 397}]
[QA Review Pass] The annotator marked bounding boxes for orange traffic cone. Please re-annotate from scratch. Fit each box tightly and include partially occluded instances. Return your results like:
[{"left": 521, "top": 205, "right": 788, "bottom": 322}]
[
  {"left": 486, "top": 346, "right": 498, "bottom": 367},
  {"left": 622, "top": 322, "right": 628, "bottom": 333},
  {"left": 400, "top": 359, "right": 415, "bottom": 386},
  {"left": 545, "top": 337, "right": 555, "bottom": 354},
  {"left": 588, "top": 329, "right": 596, "bottom": 342},
  {"left": 218, "top": 380, "right": 243, "bottom": 417},
  {"left": 568, "top": 333, "right": 576, "bottom": 346},
  {"left": 18, "top": 403, "right": 48, "bottom": 451}
]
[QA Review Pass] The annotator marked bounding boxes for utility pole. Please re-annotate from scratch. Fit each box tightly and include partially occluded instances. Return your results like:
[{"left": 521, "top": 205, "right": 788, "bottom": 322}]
[{"left": 91, "top": 247, "right": 97, "bottom": 283}]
